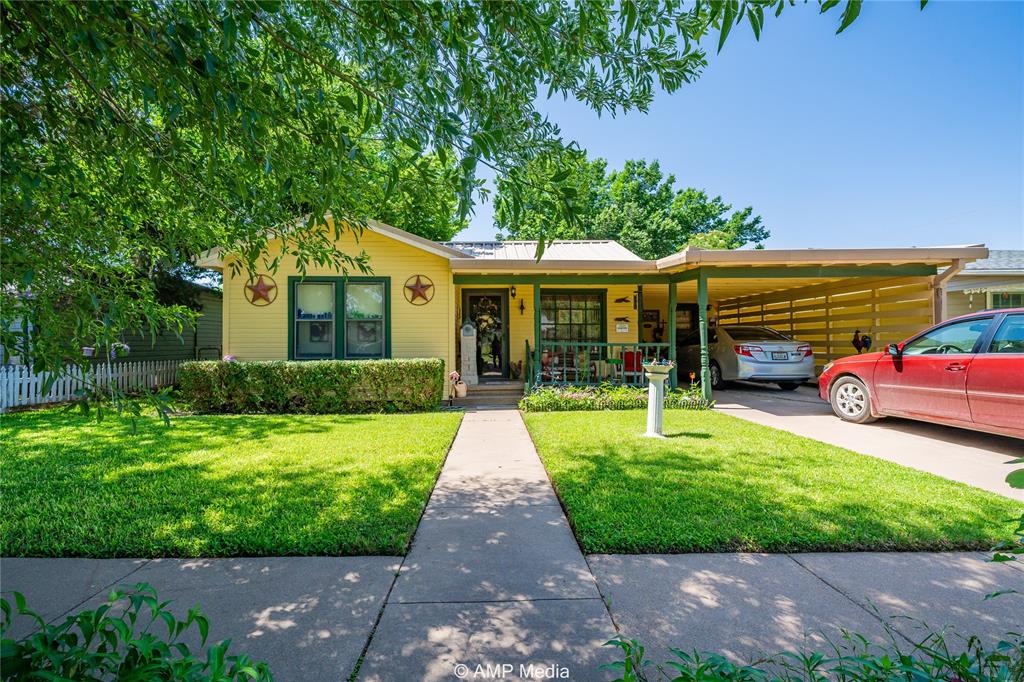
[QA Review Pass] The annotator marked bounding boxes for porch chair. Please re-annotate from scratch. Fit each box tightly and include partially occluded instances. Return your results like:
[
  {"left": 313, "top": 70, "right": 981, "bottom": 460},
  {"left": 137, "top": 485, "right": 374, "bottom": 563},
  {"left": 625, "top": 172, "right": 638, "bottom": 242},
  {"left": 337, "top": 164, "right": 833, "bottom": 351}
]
[{"left": 621, "top": 349, "right": 645, "bottom": 386}]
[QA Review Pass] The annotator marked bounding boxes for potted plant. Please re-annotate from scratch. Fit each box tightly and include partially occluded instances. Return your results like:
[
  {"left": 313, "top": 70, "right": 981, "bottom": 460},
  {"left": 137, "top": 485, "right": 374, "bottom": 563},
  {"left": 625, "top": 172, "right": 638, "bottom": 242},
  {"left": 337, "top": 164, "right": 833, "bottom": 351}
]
[{"left": 449, "top": 370, "right": 468, "bottom": 398}]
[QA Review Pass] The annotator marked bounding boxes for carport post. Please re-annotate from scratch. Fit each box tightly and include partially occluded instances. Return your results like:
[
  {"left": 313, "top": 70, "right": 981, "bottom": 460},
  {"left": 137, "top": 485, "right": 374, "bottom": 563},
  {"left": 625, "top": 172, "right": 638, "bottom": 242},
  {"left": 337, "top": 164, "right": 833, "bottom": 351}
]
[
  {"left": 533, "top": 285, "right": 542, "bottom": 381},
  {"left": 667, "top": 282, "right": 677, "bottom": 389},
  {"left": 697, "top": 268, "right": 712, "bottom": 401}
]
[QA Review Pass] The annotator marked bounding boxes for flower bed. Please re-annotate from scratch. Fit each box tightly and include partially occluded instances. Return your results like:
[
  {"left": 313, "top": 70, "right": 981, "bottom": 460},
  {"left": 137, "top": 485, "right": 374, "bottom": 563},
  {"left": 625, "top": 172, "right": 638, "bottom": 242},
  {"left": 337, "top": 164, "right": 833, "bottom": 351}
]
[{"left": 518, "top": 383, "right": 712, "bottom": 412}]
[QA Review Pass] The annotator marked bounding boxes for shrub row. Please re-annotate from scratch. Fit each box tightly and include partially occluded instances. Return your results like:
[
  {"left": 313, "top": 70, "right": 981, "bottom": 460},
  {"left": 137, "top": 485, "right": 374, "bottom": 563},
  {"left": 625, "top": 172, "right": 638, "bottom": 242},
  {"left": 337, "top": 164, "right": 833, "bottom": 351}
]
[
  {"left": 178, "top": 359, "right": 445, "bottom": 413},
  {"left": 518, "top": 383, "right": 713, "bottom": 412}
]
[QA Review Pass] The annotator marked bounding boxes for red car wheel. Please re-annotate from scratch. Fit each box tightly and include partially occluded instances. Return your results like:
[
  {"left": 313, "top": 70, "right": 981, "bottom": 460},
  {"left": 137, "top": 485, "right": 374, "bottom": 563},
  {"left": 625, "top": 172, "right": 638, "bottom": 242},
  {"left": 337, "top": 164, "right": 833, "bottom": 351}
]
[{"left": 829, "top": 376, "right": 878, "bottom": 424}]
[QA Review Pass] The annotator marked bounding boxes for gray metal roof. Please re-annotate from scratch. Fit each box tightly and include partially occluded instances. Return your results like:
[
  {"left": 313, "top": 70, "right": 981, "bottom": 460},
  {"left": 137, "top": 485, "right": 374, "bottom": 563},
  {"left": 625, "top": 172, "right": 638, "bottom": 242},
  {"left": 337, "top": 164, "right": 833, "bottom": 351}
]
[
  {"left": 442, "top": 240, "right": 643, "bottom": 261},
  {"left": 962, "top": 250, "right": 1024, "bottom": 272}
]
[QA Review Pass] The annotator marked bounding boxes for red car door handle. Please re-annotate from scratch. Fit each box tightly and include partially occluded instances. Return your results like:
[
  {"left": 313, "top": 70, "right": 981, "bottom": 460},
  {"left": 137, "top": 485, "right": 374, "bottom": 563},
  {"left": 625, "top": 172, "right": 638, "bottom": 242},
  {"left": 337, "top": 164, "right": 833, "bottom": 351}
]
[{"left": 945, "top": 363, "right": 966, "bottom": 371}]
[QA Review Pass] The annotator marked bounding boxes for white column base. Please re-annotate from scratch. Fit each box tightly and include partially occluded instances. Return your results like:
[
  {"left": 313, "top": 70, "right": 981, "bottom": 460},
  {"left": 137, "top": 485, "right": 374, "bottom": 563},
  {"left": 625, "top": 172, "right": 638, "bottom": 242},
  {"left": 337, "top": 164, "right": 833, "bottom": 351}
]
[{"left": 644, "top": 374, "right": 667, "bottom": 438}]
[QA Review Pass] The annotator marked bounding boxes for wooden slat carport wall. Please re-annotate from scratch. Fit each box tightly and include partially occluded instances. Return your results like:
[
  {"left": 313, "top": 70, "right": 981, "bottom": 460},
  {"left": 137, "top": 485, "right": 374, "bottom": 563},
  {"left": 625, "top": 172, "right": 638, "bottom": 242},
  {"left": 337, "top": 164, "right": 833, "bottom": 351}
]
[{"left": 716, "top": 276, "right": 934, "bottom": 370}]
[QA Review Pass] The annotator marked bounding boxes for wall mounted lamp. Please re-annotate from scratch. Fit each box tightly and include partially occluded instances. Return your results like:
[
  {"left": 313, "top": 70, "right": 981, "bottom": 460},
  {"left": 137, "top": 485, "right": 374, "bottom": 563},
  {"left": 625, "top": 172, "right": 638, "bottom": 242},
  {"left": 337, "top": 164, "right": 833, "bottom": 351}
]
[{"left": 510, "top": 286, "right": 517, "bottom": 298}]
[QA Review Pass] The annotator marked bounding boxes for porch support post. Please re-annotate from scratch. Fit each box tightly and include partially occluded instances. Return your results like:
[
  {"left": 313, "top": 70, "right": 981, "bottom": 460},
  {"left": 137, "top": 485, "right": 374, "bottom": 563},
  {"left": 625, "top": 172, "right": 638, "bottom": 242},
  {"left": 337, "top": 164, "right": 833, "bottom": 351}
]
[
  {"left": 697, "top": 268, "right": 712, "bottom": 401},
  {"left": 667, "top": 281, "right": 677, "bottom": 389},
  {"left": 533, "top": 285, "right": 542, "bottom": 383}
]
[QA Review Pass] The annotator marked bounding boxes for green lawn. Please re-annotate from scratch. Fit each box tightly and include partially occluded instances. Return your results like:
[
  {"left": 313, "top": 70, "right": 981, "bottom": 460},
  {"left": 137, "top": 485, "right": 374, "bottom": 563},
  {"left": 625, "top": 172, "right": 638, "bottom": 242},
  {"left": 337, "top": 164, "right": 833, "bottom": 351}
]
[
  {"left": 0, "top": 410, "right": 462, "bottom": 557},
  {"left": 524, "top": 410, "right": 1022, "bottom": 553}
]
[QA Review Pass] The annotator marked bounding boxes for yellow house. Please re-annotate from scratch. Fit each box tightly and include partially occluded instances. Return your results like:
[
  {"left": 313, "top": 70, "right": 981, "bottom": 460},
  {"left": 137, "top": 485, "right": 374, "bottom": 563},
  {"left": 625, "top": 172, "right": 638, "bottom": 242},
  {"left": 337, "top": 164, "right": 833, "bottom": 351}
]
[{"left": 197, "top": 219, "right": 987, "bottom": 400}]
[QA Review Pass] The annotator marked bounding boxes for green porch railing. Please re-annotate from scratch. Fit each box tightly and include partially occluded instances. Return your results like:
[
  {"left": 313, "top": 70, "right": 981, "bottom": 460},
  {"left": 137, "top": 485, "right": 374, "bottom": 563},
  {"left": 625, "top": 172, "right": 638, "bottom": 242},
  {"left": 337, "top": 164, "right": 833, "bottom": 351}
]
[{"left": 533, "top": 341, "right": 669, "bottom": 387}]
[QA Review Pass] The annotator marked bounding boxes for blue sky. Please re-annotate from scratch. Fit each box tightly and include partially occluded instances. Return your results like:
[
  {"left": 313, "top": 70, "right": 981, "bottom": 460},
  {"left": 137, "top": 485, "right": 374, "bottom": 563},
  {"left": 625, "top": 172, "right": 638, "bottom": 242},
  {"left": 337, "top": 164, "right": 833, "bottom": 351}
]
[{"left": 457, "top": 0, "right": 1023, "bottom": 249}]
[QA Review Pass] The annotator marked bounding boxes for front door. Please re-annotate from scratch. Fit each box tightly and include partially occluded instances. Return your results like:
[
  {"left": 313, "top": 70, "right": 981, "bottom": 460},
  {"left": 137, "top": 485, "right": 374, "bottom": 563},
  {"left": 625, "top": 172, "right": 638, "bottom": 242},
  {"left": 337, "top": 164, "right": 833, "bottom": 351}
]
[{"left": 463, "top": 290, "right": 510, "bottom": 380}]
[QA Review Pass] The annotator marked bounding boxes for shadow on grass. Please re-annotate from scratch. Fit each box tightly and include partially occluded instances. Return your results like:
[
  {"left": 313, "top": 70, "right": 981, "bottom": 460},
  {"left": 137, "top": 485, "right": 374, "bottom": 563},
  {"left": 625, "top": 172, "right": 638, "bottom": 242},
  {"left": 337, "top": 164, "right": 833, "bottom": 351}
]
[
  {"left": 663, "top": 431, "right": 713, "bottom": 439},
  {"left": 0, "top": 411, "right": 457, "bottom": 558},
  {"left": 528, "top": 412, "right": 1022, "bottom": 554}
]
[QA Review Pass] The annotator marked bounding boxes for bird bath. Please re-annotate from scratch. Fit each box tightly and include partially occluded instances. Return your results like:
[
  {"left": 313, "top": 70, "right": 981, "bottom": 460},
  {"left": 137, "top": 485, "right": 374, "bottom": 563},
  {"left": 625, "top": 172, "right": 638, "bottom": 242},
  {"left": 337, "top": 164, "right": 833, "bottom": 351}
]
[{"left": 642, "top": 361, "right": 674, "bottom": 438}]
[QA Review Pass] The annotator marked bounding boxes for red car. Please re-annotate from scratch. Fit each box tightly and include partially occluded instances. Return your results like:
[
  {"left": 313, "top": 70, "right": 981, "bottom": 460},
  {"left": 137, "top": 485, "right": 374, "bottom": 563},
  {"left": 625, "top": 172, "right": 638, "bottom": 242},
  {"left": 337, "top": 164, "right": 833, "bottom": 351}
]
[{"left": 818, "top": 308, "right": 1024, "bottom": 439}]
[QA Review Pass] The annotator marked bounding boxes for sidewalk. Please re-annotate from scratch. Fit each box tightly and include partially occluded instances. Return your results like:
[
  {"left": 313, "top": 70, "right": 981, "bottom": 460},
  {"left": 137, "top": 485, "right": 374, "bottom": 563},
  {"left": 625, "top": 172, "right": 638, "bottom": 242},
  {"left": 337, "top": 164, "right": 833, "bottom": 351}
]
[
  {"left": 0, "top": 556, "right": 398, "bottom": 682},
  {"left": 356, "top": 409, "right": 618, "bottom": 681}
]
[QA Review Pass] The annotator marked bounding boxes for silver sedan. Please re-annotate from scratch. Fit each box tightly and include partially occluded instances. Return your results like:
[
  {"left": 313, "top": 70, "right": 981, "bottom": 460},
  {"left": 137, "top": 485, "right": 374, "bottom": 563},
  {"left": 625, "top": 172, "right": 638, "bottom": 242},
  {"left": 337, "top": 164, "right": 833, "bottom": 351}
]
[{"left": 677, "top": 325, "right": 816, "bottom": 390}]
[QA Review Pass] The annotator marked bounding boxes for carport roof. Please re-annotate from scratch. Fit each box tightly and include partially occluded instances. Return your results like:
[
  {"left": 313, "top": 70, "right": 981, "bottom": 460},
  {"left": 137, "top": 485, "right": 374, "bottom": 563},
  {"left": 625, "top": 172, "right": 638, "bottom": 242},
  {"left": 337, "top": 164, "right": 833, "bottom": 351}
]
[
  {"left": 450, "top": 243, "right": 989, "bottom": 276},
  {"left": 654, "top": 244, "right": 989, "bottom": 271}
]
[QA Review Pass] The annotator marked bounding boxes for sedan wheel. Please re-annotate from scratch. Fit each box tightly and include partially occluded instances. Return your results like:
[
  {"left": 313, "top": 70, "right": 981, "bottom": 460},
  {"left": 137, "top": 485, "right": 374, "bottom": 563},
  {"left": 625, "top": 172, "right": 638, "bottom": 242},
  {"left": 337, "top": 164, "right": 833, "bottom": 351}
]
[
  {"left": 830, "top": 377, "right": 877, "bottom": 424},
  {"left": 709, "top": 362, "right": 724, "bottom": 390}
]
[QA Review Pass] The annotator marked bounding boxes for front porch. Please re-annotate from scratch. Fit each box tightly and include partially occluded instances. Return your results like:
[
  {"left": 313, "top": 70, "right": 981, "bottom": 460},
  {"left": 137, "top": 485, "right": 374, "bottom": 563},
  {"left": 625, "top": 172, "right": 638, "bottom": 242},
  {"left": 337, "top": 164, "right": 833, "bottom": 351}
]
[{"left": 452, "top": 245, "right": 982, "bottom": 402}]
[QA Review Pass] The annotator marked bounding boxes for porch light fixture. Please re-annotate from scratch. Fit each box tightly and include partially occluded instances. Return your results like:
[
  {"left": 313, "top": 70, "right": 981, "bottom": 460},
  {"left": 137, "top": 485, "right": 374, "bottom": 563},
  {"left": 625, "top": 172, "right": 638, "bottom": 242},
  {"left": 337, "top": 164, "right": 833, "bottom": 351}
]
[{"left": 510, "top": 286, "right": 517, "bottom": 298}]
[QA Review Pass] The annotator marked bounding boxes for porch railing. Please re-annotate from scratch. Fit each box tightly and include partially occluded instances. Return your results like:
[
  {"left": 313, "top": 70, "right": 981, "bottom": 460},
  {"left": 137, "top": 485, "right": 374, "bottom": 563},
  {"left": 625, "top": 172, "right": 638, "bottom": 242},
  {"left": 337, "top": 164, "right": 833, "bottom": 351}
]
[{"left": 527, "top": 341, "right": 670, "bottom": 388}]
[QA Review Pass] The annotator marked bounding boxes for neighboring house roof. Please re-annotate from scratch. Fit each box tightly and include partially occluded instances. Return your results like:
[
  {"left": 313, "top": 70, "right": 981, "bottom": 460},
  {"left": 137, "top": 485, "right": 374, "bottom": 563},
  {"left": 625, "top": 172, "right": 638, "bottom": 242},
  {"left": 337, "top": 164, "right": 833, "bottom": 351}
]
[
  {"left": 442, "top": 240, "right": 643, "bottom": 261},
  {"left": 960, "top": 250, "right": 1024, "bottom": 273},
  {"left": 944, "top": 250, "right": 1024, "bottom": 292}
]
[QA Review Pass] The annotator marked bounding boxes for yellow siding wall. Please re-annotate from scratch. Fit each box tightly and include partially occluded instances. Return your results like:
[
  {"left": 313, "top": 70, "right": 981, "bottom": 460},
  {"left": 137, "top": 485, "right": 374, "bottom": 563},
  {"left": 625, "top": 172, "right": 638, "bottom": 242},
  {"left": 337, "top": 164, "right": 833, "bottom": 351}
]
[
  {"left": 717, "top": 276, "right": 935, "bottom": 371},
  {"left": 223, "top": 230, "right": 455, "bottom": 372}
]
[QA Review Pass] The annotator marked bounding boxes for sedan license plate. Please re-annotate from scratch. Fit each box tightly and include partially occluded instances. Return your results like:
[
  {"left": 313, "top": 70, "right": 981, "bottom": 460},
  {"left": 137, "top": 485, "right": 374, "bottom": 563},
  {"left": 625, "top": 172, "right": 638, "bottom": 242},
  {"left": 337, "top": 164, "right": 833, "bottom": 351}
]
[{"left": 771, "top": 351, "right": 788, "bottom": 360}]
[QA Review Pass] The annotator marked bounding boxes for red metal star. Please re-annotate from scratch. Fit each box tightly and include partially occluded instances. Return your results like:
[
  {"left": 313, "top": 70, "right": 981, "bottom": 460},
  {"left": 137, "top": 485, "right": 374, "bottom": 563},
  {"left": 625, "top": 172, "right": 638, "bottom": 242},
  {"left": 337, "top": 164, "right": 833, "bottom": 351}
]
[
  {"left": 246, "top": 275, "right": 277, "bottom": 304},
  {"left": 405, "top": 275, "right": 433, "bottom": 303}
]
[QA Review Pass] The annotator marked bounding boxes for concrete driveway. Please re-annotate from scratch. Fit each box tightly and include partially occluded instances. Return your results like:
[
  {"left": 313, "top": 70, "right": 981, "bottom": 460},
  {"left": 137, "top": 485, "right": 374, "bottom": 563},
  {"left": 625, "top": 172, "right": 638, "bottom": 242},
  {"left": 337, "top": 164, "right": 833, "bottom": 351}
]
[{"left": 713, "top": 384, "right": 1024, "bottom": 500}]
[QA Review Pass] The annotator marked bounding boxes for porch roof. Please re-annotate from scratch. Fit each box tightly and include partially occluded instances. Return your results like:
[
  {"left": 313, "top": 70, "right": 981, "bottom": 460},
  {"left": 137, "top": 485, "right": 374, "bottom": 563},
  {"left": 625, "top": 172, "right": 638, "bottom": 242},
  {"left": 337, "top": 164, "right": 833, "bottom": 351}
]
[{"left": 451, "top": 244, "right": 989, "bottom": 277}]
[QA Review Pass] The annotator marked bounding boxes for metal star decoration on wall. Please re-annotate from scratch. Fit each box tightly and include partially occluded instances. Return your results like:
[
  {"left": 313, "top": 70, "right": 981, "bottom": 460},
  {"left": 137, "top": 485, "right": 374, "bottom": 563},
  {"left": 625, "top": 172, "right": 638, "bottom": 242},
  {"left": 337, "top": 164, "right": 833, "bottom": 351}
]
[
  {"left": 403, "top": 275, "right": 435, "bottom": 305},
  {"left": 244, "top": 274, "right": 278, "bottom": 306}
]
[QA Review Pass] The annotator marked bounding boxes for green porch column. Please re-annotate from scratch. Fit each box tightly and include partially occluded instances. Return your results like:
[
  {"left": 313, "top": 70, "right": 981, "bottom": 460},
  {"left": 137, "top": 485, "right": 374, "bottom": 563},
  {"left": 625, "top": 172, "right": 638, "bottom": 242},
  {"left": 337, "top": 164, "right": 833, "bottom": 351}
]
[
  {"left": 697, "top": 268, "right": 712, "bottom": 401},
  {"left": 667, "top": 282, "right": 677, "bottom": 389},
  {"left": 533, "top": 284, "right": 542, "bottom": 384}
]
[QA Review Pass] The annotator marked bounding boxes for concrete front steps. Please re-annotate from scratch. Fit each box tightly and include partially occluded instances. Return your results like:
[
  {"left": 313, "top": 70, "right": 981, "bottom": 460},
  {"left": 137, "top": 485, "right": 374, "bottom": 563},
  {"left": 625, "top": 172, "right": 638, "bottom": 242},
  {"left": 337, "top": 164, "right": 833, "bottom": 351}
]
[{"left": 451, "top": 380, "right": 525, "bottom": 408}]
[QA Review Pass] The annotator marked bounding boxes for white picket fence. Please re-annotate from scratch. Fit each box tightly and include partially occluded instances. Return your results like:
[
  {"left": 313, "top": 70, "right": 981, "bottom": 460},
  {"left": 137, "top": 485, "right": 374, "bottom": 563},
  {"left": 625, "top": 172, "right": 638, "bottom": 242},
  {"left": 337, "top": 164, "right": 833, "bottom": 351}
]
[{"left": 0, "top": 360, "right": 185, "bottom": 412}]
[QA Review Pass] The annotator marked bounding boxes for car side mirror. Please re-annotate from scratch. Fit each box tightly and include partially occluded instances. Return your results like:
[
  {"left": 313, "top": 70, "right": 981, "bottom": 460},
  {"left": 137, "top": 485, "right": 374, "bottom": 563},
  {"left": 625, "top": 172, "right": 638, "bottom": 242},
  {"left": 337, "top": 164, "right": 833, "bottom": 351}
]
[{"left": 886, "top": 343, "right": 902, "bottom": 357}]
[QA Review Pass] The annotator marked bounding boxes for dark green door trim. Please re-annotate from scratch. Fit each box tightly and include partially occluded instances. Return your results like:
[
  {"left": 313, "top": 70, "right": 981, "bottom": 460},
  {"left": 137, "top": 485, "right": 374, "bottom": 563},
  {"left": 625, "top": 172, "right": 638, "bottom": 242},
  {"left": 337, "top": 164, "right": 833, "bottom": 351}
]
[{"left": 461, "top": 288, "right": 511, "bottom": 379}]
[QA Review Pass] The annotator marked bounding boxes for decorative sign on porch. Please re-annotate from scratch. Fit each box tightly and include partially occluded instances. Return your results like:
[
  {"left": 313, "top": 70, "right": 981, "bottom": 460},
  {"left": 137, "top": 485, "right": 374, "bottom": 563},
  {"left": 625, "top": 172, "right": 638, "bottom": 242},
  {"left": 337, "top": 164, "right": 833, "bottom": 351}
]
[
  {"left": 244, "top": 274, "right": 278, "bottom": 306},
  {"left": 403, "top": 275, "right": 435, "bottom": 305}
]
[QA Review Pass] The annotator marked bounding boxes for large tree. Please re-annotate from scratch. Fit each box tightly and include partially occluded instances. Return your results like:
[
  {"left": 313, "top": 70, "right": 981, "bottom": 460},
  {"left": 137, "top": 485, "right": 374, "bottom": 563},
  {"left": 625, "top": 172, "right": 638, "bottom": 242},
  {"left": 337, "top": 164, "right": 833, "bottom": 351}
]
[
  {"left": 1, "top": 0, "right": 899, "bottom": 376},
  {"left": 496, "top": 155, "right": 768, "bottom": 259}
]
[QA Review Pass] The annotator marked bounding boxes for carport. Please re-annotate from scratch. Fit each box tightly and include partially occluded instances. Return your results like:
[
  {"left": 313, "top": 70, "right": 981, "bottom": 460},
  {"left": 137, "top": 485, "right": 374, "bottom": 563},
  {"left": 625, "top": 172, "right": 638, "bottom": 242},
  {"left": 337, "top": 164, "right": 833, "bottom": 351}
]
[{"left": 642, "top": 245, "right": 988, "bottom": 400}]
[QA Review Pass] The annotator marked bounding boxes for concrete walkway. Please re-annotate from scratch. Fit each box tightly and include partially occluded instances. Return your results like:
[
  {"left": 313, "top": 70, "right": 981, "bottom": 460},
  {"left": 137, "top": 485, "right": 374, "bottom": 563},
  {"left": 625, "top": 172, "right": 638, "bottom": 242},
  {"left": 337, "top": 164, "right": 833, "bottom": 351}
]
[
  {"left": 357, "top": 409, "right": 617, "bottom": 681},
  {"left": 714, "top": 385, "right": 1024, "bottom": 500}
]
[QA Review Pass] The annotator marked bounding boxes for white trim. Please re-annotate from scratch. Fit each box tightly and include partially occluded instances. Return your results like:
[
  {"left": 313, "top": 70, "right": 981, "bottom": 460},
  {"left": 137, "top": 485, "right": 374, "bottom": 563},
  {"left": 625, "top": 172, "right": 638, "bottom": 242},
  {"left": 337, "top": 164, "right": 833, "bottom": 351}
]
[{"left": 656, "top": 245, "right": 989, "bottom": 270}]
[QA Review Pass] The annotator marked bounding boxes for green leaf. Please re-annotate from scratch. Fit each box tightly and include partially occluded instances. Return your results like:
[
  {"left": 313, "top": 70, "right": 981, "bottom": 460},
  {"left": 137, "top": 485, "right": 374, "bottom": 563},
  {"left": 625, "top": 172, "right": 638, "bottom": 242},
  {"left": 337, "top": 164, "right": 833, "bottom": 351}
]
[
  {"left": 836, "top": 0, "right": 863, "bottom": 34},
  {"left": 717, "top": 0, "right": 737, "bottom": 53},
  {"left": 1005, "top": 469, "right": 1024, "bottom": 490}
]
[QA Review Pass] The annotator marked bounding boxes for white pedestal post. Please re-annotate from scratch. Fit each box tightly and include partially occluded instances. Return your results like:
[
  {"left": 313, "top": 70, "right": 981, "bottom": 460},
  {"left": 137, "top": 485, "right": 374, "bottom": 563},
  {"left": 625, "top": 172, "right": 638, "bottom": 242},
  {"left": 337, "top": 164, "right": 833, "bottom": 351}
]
[
  {"left": 643, "top": 363, "right": 671, "bottom": 438},
  {"left": 460, "top": 321, "right": 478, "bottom": 386}
]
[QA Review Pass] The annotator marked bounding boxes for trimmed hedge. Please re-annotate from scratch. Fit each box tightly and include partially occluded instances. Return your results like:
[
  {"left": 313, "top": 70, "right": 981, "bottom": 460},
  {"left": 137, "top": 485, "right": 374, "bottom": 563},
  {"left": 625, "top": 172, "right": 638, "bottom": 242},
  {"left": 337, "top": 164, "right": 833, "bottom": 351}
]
[
  {"left": 178, "top": 359, "right": 445, "bottom": 413},
  {"left": 519, "top": 383, "right": 713, "bottom": 412}
]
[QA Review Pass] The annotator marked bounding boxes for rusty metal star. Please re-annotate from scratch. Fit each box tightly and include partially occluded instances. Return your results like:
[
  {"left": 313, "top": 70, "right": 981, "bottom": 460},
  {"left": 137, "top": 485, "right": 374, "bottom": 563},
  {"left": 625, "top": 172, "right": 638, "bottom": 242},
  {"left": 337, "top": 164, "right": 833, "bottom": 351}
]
[
  {"left": 246, "top": 275, "right": 277, "bottom": 304},
  {"left": 405, "top": 275, "right": 433, "bottom": 303}
]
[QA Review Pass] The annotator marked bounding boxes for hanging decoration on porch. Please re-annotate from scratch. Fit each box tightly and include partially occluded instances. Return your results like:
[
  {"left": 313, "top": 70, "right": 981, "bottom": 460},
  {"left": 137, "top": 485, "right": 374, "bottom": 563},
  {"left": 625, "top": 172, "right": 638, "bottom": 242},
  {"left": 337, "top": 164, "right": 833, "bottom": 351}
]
[
  {"left": 403, "top": 275, "right": 435, "bottom": 305},
  {"left": 244, "top": 274, "right": 278, "bottom": 306}
]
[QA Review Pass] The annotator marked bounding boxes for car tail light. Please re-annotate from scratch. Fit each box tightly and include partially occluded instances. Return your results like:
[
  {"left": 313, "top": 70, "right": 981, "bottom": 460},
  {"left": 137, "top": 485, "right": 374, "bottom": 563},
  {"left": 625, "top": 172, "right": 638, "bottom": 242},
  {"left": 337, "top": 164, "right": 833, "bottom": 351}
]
[
  {"left": 734, "top": 344, "right": 763, "bottom": 357},
  {"left": 797, "top": 344, "right": 813, "bottom": 357}
]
